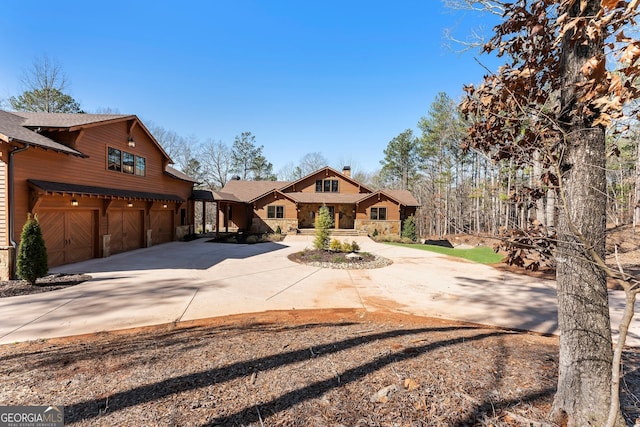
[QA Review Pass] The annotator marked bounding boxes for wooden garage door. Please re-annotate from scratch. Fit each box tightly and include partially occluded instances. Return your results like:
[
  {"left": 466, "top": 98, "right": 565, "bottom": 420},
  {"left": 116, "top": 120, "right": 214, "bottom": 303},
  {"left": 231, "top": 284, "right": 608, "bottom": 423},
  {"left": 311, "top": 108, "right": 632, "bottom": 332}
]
[
  {"left": 39, "top": 210, "right": 96, "bottom": 267},
  {"left": 150, "top": 210, "right": 173, "bottom": 244},
  {"left": 109, "top": 210, "right": 143, "bottom": 254}
]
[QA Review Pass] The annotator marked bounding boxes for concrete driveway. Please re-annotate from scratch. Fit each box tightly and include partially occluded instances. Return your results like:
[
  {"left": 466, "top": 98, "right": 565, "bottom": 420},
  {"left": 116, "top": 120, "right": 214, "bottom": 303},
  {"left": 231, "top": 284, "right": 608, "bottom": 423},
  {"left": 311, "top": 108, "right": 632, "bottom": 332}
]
[{"left": 1, "top": 235, "right": 638, "bottom": 346}]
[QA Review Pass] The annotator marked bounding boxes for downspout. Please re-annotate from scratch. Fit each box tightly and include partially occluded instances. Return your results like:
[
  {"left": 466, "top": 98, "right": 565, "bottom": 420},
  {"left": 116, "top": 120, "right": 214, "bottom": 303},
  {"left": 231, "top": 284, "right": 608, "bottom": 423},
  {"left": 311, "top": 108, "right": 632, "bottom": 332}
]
[{"left": 8, "top": 143, "right": 30, "bottom": 279}]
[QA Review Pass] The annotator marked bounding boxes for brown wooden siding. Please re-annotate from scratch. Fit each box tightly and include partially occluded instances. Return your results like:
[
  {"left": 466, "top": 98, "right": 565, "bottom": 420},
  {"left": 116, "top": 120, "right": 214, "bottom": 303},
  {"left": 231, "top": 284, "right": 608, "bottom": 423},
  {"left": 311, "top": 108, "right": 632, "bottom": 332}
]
[
  {"left": 11, "top": 121, "right": 193, "bottom": 247},
  {"left": 356, "top": 195, "right": 402, "bottom": 221},
  {"left": 285, "top": 170, "right": 369, "bottom": 195},
  {"left": 253, "top": 194, "right": 297, "bottom": 220}
]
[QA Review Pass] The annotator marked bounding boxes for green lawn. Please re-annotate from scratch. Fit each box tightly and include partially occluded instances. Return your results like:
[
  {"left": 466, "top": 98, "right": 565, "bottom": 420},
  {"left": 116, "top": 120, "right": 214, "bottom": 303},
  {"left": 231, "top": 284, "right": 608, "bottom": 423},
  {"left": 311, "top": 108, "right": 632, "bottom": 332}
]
[{"left": 384, "top": 242, "right": 504, "bottom": 264}]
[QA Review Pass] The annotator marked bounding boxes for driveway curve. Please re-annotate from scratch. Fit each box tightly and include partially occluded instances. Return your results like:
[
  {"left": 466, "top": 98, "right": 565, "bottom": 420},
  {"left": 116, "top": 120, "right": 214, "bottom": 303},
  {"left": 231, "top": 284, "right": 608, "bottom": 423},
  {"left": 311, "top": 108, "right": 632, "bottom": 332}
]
[{"left": 1, "top": 235, "right": 638, "bottom": 346}]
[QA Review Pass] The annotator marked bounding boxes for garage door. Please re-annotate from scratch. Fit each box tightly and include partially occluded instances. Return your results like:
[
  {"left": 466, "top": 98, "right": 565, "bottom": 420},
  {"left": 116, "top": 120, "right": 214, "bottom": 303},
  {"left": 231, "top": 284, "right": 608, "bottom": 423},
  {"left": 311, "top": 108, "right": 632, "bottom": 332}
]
[
  {"left": 150, "top": 210, "right": 173, "bottom": 244},
  {"left": 109, "top": 210, "right": 143, "bottom": 255},
  {"left": 39, "top": 210, "right": 96, "bottom": 267}
]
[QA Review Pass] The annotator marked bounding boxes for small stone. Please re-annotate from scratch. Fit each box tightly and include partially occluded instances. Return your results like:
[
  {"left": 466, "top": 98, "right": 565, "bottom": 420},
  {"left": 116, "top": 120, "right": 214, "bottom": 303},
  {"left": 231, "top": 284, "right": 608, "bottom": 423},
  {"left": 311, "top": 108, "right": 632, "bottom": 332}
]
[
  {"left": 370, "top": 384, "right": 399, "bottom": 403},
  {"left": 346, "top": 253, "right": 362, "bottom": 260}
]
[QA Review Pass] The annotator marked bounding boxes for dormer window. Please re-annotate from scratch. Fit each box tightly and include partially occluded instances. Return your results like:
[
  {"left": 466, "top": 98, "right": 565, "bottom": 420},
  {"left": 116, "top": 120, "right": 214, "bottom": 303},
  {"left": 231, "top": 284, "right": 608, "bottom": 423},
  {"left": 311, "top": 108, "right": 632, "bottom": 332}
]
[{"left": 315, "top": 179, "right": 339, "bottom": 193}]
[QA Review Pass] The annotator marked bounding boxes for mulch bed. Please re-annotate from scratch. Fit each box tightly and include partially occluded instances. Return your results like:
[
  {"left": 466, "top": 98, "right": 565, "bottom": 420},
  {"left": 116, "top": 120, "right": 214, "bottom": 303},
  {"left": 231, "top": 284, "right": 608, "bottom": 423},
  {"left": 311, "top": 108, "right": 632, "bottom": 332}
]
[
  {"left": 1, "top": 309, "right": 638, "bottom": 426},
  {"left": 0, "top": 310, "right": 558, "bottom": 426},
  {"left": 288, "top": 249, "right": 392, "bottom": 269},
  {"left": 0, "top": 273, "right": 91, "bottom": 298}
]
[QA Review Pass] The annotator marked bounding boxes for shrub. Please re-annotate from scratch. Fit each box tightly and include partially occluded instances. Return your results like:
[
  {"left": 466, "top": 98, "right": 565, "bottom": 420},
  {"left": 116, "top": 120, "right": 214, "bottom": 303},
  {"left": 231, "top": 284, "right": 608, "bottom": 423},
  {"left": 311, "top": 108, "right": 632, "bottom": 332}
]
[
  {"left": 351, "top": 240, "right": 360, "bottom": 252},
  {"left": 246, "top": 235, "right": 259, "bottom": 244},
  {"left": 314, "top": 205, "right": 333, "bottom": 250},
  {"left": 402, "top": 215, "right": 417, "bottom": 242},
  {"left": 275, "top": 225, "right": 282, "bottom": 234},
  {"left": 330, "top": 238, "right": 343, "bottom": 252},
  {"left": 17, "top": 214, "right": 48, "bottom": 285},
  {"left": 380, "top": 234, "right": 402, "bottom": 243},
  {"left": 372, "top": 229, "right": 379, "bottom": 237},
  {"left": 266, "top": 233, "right": 285, "bottom": 242},
  {"left": 341, "top": 240, "right": 353, "bottom": 253}
]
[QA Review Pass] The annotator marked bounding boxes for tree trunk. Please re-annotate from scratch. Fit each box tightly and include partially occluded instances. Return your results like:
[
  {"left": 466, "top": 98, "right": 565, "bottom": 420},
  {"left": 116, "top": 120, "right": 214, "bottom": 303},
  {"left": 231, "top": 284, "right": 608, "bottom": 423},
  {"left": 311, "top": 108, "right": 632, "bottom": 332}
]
[
  {"left": 551, "top": 1, "right": 624, "bottom": 425},
  {"left": 635, "top": 138, "right": 640, "bottom": 230},
  {"left": 545, "top": 188, "right": 556, "bottom": 228}
]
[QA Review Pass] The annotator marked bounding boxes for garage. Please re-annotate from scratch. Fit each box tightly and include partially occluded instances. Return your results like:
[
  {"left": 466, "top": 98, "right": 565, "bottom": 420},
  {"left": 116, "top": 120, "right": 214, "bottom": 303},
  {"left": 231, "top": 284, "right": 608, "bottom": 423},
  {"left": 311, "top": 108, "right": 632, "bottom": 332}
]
[
  {"left": 108, "top": 209, "right": 144, "bottom": 255},
  {"left": 39, "top": 210, "right": 97, "bottom": 267},
  {"left": 150, "top": 209, "right": 174, "bottom": 245}
]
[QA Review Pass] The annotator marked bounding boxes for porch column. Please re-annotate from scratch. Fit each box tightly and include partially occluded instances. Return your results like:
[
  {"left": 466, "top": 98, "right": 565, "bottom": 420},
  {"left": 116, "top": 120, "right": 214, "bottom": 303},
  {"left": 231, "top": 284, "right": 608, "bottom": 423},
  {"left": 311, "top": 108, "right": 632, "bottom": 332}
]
[{"left": 201, "top": 200, "right": 206, "bottom": 234}]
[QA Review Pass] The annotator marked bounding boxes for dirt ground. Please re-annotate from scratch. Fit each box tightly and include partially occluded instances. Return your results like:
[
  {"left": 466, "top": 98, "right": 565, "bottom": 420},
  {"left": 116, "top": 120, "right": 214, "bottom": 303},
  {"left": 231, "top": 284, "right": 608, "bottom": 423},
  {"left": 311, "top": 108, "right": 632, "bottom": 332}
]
[{"left": 1, "top": 309, "right": 639, "bottom": 427}]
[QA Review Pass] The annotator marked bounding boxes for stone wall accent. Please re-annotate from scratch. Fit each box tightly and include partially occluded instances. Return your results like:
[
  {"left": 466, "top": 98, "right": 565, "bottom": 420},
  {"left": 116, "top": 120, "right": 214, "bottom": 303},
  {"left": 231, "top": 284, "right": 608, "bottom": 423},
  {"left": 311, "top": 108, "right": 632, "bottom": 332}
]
[
  {"left": 102, "top": 235, "right": 111, "bottom": 258},
  {"left": 251, "top": 218, "right": 298, "bottom": 234},
  {"left": 176, "top": 225, "right": 191, "bottom": 240},
  {"left": 355, "top": 219, "right": 401, "bottom": 236},
  {"left": 0, "top": 246, "right": 14, "bottom": 281}
]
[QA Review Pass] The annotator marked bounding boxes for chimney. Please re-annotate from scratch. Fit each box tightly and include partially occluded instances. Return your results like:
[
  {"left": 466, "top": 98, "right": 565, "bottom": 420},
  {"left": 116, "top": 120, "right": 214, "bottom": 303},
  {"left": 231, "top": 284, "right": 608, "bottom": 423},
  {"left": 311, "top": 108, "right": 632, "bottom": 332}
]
[{"left": 342, "top": 166, "right": 351, "bottom": 177}]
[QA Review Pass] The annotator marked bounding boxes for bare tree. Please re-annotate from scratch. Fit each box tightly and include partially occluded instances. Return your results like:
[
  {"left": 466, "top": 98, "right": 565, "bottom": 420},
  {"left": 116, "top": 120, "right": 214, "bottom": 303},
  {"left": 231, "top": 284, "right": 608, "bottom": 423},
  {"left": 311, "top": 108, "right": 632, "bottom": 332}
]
[
  {"left": 10, "top": 55, "right": 82, "bottom": 113},
  {"left": 200, "top": 139, "right": 231, "bottom": 190}
]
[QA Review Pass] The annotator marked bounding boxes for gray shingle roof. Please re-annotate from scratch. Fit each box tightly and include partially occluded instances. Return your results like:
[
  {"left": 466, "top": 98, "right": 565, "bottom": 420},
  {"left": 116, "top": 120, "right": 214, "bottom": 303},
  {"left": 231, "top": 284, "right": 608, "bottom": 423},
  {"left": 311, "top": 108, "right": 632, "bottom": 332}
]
[
  {"left": 215, "top": 179, "right": 290, "bottom": 202},
  {"left": 0, "top": 110, "right": 84, "bottom": 156},
  {"left": 165, "top": 166, "right": 199, "bottom": 183},
  {"left": 214, "top": 177, "right": 420, "bottom": 207},
  {"left": 12, "top": 111, "right": 134, "bottom": 128}
]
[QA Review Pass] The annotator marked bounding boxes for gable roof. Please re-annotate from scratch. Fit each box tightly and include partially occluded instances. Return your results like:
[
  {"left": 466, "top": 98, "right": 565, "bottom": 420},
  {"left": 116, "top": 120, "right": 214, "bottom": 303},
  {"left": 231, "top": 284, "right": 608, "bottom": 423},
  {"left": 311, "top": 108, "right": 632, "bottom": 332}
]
[
  {"left": 12, "top": 111, "right": 134, "bottom": 129},
  {"left": 7, "top": 111, "right": 172, "bottom": 163},
  {"left": 0, "top": 110, "right": 84, "bottom": 156},
  {"left": 280, "top": 166, "right": 374, "bottom": 193},
  {"left": 214, "top": 179, "right": 288, "bottom": 202},
  {"left": 380, "top": 190, "right": 420, "bottom": 206}
]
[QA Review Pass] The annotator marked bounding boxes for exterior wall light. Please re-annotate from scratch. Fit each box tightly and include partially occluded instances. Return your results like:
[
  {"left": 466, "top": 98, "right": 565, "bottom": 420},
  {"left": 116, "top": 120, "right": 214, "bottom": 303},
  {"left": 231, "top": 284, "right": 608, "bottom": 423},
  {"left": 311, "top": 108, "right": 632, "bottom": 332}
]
[
  {"left": 128, "top": 138, "right": 136, "bottom": 148},
  {"left": 163, "top": 204, "right": 168, "bottom": 208},
  {"left": 71, "top": 199, "right": 79, "bottom": 207},
  {"left": 128, "top": 202, "right": 134, "bottom": 208}
]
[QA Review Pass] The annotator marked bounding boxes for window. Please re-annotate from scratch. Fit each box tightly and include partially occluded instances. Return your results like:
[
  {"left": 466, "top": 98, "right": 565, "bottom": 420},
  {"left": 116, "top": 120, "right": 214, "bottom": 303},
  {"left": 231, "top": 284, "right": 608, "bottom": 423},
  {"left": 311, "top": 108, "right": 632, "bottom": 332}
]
[
  {"left": 135, "top": 157, "right": 146, "bottom": 176},
  {"left": 370, "top": 207, "right": 387, "bottom": 220},
  {"left": 123, "top": 152, "right": 135, "bottom": 174},
  {"left": 107, "top": 146, "right": 146, "bottom": 177},
  {"left": 315, "top": 179, "right": 339, "bottom": 193},
  {"left": 108, "top": 148, "right": 121, "bottom": 171},
  {"left": 267, "top": 205, "right": 284, "bottom": 219}
]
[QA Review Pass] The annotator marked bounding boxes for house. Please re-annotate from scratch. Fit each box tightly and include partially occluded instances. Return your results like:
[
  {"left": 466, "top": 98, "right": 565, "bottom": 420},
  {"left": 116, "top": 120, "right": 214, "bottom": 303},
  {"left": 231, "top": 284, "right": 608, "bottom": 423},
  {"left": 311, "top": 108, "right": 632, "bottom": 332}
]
[
  {"left": 0, "top": 110, "right": 205, "bottom": 280},
  {"left": 213, "top": 166, "right": 419, "bottom": 236}
]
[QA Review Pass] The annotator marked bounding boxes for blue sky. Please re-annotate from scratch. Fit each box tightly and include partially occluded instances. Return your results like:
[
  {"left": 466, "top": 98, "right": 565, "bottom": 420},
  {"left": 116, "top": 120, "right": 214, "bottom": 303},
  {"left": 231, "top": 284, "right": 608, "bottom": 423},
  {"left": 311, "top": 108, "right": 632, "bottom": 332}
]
[{"left": 1, "top": 1, "right": 501, "bottom": 176}]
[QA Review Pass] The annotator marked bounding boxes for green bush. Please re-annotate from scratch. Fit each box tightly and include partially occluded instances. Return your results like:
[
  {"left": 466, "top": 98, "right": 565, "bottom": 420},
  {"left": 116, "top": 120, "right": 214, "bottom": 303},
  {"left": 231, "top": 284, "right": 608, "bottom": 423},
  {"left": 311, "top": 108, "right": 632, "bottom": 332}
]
[
  {"left": 330, "top": 238, "right": 343, "bottom": 252},
  {"left": 351, "top": 240, "right": 360, "bottom": 252},
  {"left": 372, "top": 229, "right": 379, "bottom": 237},
  {"left": 275, "top": 225, "right": 282, "bottom": 234},
  {"left": 17, "top": 214, "right": 48, "bottom": 285},
  {"left": 314, "top": 205, "right": 333, "bottom": 250},
  {"left": 246, "top": 235, "right": 259, "bottom": 244},
  {"left": 341, "top": 240, "right": 353, "bottom": 253},
  {"left": 402, "top": 215, "right": 417, "bottom": 242}
]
